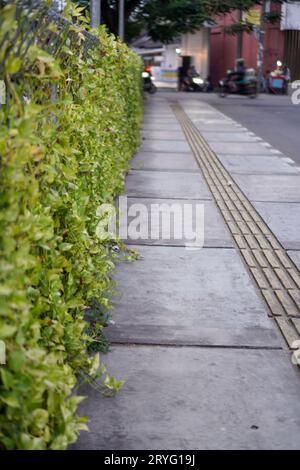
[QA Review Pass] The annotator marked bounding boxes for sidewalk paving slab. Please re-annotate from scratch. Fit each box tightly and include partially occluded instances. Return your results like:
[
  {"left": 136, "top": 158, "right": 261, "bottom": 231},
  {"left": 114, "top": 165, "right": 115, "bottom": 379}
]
[
  {"left": 131, "top": 151, "right": 198, "bottom": 171},
  {"left": 253, "top": 202, "right": 300, "bottom": 250},
  {"left": 193, "top": 122, "right": 246, "bottom": 132},
  {"left": 288, "top": 251, "right": 300, "bottom": 270},
  {"left": 142, "top": 123, "right": 183, "bottom": 131},
  {"left": 120, "top": 198, "right": 234, "bottom": 248},
  {"left": 74, "top": 346, "right": 300, "bottom": 450},
  {"left": 209, "top": 141, "right": 280, "bottom": 156},
  {"left": 219, "top": 154, "right": 300, "bottom": 175},
  {"left": 201, "top": 131, "right": 262, "bottom": 143},
  {"left": 108, "top": 245, "right": 280, "bottom": 348},
  {"left": 232, "top": 174, "right": 300, "bottom": 203},
  {"left": 74, "top": 94, "right": 300, "bottom": 451},
  {"left": 125, "top": 170, "right": 212, "bottom": 200},
  {"left": 143, "top": 117, "right": 179, "bottom": 125},
  {"left": 140, "top": 139, "right": 191, "bottom": 154},
  {"left": 180, "top": 106, "right": 228, "bottom": 117},
  {"left": 142, "top": 130, "right": 186, "bottom": 141}
]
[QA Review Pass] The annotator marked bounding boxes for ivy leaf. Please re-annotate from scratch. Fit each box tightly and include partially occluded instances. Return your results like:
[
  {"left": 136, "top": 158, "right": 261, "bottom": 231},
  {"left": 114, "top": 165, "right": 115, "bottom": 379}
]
[
  {"left": 89, "top": 352, "right": 100, "bottom": 376},
  {"left": 0, "top": 324, "right": 17, "bottom": 338},
  {"left": 0, "top": 3, "right": 142, "bottom": 450},
  {"left": 8, "top": 351, "right": 26, "bottom": 372},
  {"left": 6, "top": 56, "right": 21, "bottom": 74},
  {"left": 1, "top": 393, "right": 21, "bottom": 408}
]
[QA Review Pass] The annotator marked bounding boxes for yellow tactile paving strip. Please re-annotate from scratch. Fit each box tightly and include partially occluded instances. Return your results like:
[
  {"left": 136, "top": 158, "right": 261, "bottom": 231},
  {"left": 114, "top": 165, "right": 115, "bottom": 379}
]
[{"left": 172, "top": 103, "right": 300, "bottom": 351}]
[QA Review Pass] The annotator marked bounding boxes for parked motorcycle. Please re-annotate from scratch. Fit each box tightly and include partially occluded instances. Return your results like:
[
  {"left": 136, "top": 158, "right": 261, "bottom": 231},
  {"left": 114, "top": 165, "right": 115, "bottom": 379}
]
[
  {"left": 267, "top": 62, "right": 289, "bottom": 95},
  {"left": 142, "top": 70, "right": 157, "bottom": 94},
  {"left": 219, "top": 68, "right": 258, "bottom": 98}
]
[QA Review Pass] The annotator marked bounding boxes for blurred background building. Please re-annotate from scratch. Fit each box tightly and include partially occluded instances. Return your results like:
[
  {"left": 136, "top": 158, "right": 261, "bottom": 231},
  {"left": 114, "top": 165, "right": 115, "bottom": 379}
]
[
  {"left": 132, "top": 1, "right": 300, "bottom": 88},
  {"left": 210, "top": 1, "right": 300, "bottom": 85},
  {"left": 132, "top": 29, "right": 210, "bottom": 88}
]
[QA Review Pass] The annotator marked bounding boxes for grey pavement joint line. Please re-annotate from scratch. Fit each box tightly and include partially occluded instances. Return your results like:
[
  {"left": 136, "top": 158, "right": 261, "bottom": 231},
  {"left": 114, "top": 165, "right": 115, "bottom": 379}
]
[
  {"left": 171, "top": 103, "right": 300, "bottom": 353},
  {"left": 110, "top": 342, "right": 282, "bottom": 351}
]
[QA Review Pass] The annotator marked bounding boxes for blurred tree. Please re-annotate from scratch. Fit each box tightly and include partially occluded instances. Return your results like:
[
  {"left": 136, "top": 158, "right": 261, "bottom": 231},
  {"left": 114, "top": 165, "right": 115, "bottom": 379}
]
[{"left": 75, "top": 0, "right": 285, "bottom": 43}]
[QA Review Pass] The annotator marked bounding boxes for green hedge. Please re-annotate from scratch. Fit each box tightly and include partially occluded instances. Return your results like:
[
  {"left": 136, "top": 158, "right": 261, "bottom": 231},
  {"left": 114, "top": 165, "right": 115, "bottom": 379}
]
[{"left": 0, "top": 3, "right": 143, "bottom": 450}]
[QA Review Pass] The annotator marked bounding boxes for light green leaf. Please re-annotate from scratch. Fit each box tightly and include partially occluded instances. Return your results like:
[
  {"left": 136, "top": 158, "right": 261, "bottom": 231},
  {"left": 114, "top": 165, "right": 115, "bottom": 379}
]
[{"left": 6, "top": 56, "right": 21, "bottom": 74}]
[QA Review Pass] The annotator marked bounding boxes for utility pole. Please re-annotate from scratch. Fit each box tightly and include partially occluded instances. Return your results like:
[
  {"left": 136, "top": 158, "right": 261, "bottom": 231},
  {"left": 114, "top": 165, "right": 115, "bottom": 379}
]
[
  {"left": 256, "top": 0, "right": 267, "bottom": 92},
  {"left": 119, "top": 0, "right": 125, "bottom": 41},
  {"left": 90, "top": 0, "right": 101, "bottom": 29},
  {"left": 236, "top": 9, "right": 243, "bottom": 59}
]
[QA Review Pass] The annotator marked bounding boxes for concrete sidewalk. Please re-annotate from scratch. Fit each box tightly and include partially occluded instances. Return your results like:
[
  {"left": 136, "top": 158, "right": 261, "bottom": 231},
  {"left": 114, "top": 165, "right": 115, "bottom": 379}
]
[{"left": 74, "top": 94, "right": 300, "bottom": 450}]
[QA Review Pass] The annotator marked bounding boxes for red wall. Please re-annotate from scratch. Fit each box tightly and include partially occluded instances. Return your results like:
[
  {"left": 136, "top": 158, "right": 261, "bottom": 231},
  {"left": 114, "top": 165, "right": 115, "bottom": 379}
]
[
  {"left": 210, "top": 11, "right": 240, "bottom": 84},
  {"left": 210, "top": 7, "right": 284, "bottom": 85},
  {"left": 264, "top": 23, "right": 285, "bottom": 74}
]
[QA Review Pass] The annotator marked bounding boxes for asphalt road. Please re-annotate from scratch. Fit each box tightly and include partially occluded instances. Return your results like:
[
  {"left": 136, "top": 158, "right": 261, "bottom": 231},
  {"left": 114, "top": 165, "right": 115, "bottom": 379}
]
[{"left": 197, "top": 93, "right": 300, "bottom": 164}]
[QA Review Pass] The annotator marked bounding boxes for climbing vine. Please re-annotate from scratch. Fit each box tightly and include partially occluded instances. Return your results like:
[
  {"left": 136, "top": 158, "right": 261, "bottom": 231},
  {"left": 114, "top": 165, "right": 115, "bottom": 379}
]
[{"left": 0, "top": 2, "right": 143, "bottom": 450}]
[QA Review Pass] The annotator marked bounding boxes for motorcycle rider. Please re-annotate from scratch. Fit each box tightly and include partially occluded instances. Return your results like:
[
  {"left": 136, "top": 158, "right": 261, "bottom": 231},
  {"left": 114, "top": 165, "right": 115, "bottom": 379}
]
[
  {"left": 236, "top": 58, "right": 246, "bottom": 81},
  {"left": 182, "top": 66, "right": 197, "bottom": 90},
  {"left": 226, "top": 58, "right": 246, "bottom": 92},
  {"left": 220, "top": 58, "right": 257, "bottom": 97}
]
